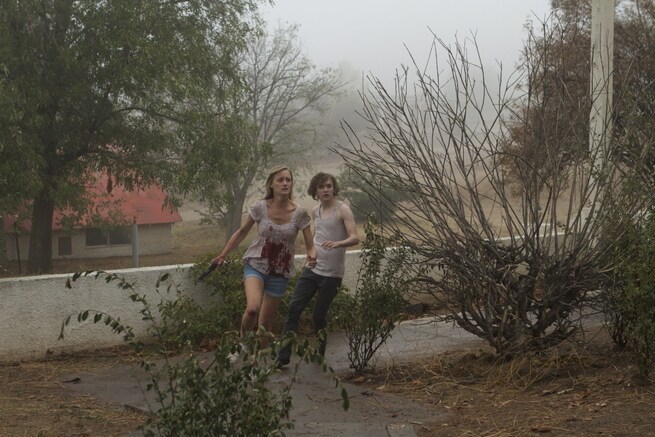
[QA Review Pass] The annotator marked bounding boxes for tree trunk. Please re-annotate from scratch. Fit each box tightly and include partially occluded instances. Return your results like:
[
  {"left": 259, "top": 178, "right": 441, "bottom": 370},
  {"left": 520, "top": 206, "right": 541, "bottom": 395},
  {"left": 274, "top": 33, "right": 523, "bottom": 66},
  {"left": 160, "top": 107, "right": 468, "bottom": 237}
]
[
  {"left": 0, "top": 215, "right": 6, "bottom": 262},
  {"left": 224, "top": 192, "right": 247, "bottom": 245},
  {"left": 27, "top": 191, "right": 55, "bottom": 274},
  {"left": 0, "top": 226, "right": 7, "bottom": 268},
  {"left": 223, "top": 165, "right": 258, "bottom": 245}
]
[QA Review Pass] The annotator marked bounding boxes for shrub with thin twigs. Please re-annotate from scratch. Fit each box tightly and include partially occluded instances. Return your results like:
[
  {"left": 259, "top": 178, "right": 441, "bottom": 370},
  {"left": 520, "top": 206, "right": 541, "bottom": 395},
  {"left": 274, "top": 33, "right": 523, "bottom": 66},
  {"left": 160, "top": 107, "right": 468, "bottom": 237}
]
[
  {"left": 60, "top": 271, "right": 349, "bottom": 436},
  {"left": 333, "top": 20, "right": 649, "bottom": 356},
  {"left": 341, "top": 217, "right": 410, "bottom": 373}
]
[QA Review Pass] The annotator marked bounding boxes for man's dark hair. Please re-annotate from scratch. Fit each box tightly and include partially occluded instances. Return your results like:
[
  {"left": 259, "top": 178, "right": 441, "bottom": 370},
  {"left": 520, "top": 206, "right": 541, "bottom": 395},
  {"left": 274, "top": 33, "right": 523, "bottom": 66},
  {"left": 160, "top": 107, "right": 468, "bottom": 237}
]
[{"left": 307, "top": 172, "right": 339, "bottom": 200}]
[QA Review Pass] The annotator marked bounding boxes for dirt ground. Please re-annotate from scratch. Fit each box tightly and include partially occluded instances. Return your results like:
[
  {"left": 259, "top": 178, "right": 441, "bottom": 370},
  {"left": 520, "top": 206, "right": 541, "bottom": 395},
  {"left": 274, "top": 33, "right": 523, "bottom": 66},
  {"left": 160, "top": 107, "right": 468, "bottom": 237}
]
[
  {"left": 0, "top": 348, "right": 146, "bottom": 437},
  {"left": 1, "top": 328, "right": 654, "bottom": 436},
  {"left": 372, "top": 329, "right": 655, "bottom": 437}
]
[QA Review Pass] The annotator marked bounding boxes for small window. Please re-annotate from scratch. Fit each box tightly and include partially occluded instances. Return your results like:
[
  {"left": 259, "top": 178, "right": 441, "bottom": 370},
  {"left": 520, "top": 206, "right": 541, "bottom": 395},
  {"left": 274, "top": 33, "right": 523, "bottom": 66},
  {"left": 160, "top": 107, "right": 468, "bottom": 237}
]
[
  {"left": 109, "top": 227, "right": 131, "bottom": 245},
  {"left": 86, "top": 228, "right": 108, "bottom": 246},
  {"left": 58, "top": 236, "right": 72, "bottom": 256},
  {"left": 85, "top": 227, "right": 131, "bottom": 247}
]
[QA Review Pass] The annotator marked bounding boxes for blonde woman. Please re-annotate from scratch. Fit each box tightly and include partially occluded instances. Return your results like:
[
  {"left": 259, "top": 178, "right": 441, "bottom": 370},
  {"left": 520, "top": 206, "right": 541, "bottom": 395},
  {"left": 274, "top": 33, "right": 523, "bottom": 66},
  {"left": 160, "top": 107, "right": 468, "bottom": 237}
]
[{"left": 211, "top": 165, "right": 316, "bottom": 354}]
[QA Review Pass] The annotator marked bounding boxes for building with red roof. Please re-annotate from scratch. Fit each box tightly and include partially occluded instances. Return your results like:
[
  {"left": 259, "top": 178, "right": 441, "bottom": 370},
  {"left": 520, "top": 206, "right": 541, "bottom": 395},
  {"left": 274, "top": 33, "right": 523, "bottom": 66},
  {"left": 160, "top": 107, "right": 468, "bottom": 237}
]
[{"left": 3, "top": 176, "right": 182, "bottom": 261}]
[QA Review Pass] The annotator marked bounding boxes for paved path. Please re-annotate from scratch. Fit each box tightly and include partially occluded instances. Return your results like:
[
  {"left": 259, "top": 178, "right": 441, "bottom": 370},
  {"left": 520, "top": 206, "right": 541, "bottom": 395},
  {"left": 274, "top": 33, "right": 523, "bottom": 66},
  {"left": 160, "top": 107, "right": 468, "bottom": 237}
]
[{"left": 66, "top": 316, "right": 486, "bottom": 436}]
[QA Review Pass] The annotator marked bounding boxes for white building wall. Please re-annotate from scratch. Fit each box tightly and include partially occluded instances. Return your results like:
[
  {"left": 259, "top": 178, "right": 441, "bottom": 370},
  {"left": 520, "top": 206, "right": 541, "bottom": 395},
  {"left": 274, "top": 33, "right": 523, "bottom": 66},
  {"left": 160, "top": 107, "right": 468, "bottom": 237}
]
[
  {"left": 4, "top": 224, "right": 175, "bottom": 261},
  {"left": 138, "top": 224, "right": 174, "bottom": 255}
]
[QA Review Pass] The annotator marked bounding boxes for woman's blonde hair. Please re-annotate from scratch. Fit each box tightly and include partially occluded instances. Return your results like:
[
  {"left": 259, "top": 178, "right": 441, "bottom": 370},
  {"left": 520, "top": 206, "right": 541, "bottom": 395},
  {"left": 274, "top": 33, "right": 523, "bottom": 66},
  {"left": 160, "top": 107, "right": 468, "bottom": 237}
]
[{"left": 264, "top": 165, "right": 294, "bottom": 200}]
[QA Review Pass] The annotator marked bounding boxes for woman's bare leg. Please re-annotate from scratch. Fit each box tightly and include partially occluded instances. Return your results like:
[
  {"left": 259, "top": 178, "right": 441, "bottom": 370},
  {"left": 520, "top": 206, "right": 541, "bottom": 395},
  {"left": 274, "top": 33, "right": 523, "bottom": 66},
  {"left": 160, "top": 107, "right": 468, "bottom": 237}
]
[
  {"left": 258, "top": 292, "right": 283, "bottom": 346},
  {"left": 241, "top": 277, "right": 264, "bottom": 337}
]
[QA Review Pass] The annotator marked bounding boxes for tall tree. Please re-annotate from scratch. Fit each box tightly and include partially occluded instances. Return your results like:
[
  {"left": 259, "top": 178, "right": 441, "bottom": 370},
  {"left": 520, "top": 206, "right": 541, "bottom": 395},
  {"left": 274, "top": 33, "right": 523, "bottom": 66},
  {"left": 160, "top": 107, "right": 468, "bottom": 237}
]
[
  {"left": 613, "top": 0, "right": 655, "bottom": 186},
  {"left": 0, "top": 0, "right": 262, "bottom": 273},
  {"left": 501, "top": 1, "right": 591, "bottom": 193},
  {"left": 503, "top": 0, "right": 655, "bottom": 192},
  {"left": 0, "top": 65, "right": 39, "bottom": 267},
  {"left": 187, "top": 23, "right": 345, "bottom": 239}
]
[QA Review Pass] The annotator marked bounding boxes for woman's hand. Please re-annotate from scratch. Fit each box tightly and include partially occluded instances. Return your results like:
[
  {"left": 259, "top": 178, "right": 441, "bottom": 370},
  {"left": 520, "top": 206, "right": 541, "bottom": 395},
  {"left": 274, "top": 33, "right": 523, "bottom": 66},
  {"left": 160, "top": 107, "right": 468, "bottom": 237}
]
[{"left": 211, "top": 254, "right": 226, "bottom": 265}]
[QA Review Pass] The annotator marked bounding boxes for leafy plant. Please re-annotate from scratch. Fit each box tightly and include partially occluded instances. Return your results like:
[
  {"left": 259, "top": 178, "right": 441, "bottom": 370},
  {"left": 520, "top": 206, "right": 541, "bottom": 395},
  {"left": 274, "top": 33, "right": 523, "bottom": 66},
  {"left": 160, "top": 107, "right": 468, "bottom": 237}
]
[
  {"left": 192, "top": 252, "right": 299, "bottom": 333},
  {"left": 192, "top": 253, "right": 247, "bottom": 330},
  {"left": 601, "top": 203, "right": 655, "bottom": 378},
  {"left": 157, "top": 293, "right": 224, "bottom": 351},
  {"left": 60, "top": 270, "right": 349, "bottom": 436},
  {"left": 326, "top": 289, "right": 357, "bottom": 333},
  {"left": 342, "top": 217, "right": 409, "bottom": 373}
]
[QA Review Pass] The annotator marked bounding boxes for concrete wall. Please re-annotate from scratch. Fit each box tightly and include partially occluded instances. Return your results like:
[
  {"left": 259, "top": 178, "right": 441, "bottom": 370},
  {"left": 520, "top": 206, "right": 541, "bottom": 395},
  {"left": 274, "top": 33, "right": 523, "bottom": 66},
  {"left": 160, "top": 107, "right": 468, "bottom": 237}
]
[
  {"left": 0, "top": 232, "right": 571, "bottom": 363},
  {"left": 0, "top": 251, "right": 365, "bottom": 363}
]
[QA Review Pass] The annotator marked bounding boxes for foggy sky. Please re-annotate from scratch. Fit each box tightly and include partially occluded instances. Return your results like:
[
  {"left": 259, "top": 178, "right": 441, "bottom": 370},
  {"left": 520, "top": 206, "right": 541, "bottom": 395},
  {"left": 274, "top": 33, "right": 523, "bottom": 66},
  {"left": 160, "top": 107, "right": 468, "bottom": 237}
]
[{"left": 262, "top": 0, "right": 553, "bottom": 85}]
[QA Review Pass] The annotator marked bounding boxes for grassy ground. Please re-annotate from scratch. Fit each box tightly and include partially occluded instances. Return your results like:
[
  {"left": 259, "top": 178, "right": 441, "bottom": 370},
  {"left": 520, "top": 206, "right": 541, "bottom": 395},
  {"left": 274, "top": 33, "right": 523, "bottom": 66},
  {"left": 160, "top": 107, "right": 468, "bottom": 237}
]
[
  {"left": 361, "top": 328, "right": 655, "bottom": 436},
  {"left": 0, "top": 348, "right": 146, "bottom": 437}
]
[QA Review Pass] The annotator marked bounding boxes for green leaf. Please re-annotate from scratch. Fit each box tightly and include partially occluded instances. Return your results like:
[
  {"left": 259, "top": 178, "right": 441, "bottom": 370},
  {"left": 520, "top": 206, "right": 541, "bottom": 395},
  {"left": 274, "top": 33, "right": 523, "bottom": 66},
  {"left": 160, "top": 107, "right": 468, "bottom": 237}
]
[{"left": 341, "top": 387, "right": 350, "bottom": 411}]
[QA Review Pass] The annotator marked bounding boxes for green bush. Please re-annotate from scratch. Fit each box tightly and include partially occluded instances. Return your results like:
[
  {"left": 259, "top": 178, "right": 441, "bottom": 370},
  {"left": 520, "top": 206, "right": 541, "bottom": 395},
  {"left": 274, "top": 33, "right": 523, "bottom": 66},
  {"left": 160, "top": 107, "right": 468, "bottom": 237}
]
[
  {"left": 157, "top": 294, "right": 223, "bottom": 350},
  {"left": 192, "top": 252, "right": 299, "bottom": 334},
  {"left": 601, "top": 204, "right": 655, "bottom": 377},
  {"left": 143, "top": 332, "right": 291, "bottom": 437},
  {"left": 146, "top": 253, "right": 246, "bottom": 351},
  {"left": 60, "top": 271, "right": 349, "bottom": 436},
  {"left": 192, "top": 252, "right": 246, "bottom": 328},
  {"left": 341, "top": 217, "right": 410, "bottom": 373},
  {"left": 327, "top": 289, "right": 357, "bottom": 332}
]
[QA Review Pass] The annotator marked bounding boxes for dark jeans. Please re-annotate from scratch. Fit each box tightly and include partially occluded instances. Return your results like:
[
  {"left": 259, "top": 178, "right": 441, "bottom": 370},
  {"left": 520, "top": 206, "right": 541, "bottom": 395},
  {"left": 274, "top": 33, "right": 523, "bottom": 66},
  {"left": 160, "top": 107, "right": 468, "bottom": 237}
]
[{"left": 278, "top": 268, "right": 342, "bottom": 363}]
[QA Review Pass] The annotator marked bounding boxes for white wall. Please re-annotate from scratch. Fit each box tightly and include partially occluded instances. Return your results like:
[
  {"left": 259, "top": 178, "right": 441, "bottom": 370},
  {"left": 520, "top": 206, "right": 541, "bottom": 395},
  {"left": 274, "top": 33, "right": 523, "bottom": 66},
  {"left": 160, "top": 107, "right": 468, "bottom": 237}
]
[
  {"left": 0, "top": 265, "right": 206, "bottom": 362},
  {"left": 0, "top": 252, "right": 365, "bottom": 362}
]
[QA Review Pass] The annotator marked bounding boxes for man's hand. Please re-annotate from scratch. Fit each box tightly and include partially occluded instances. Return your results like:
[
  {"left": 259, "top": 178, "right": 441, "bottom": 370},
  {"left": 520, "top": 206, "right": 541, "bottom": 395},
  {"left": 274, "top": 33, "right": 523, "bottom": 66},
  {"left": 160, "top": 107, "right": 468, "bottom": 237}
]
[{"left": 321, "top": 240, "right": 340, "bottom": 249}]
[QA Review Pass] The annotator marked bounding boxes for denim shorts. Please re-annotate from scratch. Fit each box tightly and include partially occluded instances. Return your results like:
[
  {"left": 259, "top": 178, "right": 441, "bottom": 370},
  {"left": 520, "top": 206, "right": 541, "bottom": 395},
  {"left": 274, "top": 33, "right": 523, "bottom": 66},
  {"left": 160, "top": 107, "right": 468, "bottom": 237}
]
[{"left": 243, "top": 263, "right": 290, "bottom": 298}]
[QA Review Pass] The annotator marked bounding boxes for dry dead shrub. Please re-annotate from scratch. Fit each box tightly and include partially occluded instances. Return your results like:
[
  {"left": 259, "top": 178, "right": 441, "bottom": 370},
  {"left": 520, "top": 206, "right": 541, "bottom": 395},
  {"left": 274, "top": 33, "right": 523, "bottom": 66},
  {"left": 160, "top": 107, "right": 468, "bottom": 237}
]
[{"left": 334, "top": 16, "right": 650, "bottom": 357}]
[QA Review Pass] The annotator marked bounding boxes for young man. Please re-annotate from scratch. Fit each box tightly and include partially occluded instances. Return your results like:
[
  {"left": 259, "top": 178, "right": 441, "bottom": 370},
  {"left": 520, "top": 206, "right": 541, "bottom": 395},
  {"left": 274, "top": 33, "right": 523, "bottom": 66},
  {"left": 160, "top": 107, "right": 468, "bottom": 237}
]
[{"left": 277, "top": 172, "right": 359, "bottom": 366}]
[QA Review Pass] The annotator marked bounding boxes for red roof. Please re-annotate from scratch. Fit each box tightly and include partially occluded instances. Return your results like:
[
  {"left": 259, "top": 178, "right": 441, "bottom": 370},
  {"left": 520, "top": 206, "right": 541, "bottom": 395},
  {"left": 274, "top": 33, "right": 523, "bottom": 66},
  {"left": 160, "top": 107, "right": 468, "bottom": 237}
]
[{"left": 3, "top": 175, "right": 181, "bottom": 233}]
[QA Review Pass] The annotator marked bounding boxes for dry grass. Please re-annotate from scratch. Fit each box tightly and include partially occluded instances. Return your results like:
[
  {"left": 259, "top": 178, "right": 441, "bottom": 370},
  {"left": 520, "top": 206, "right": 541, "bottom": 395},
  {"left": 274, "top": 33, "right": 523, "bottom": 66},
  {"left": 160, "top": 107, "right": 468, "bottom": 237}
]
[
  {"left": 0, "top": 348, "right": 147, "bottom": 437},
  {"left": 358, "top": 328, "right": 655, "bottom": 436}
]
